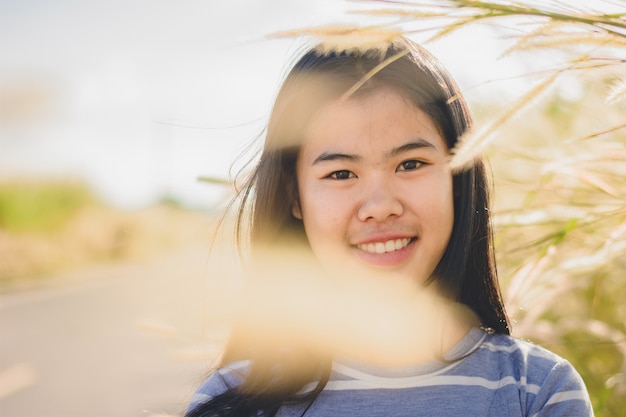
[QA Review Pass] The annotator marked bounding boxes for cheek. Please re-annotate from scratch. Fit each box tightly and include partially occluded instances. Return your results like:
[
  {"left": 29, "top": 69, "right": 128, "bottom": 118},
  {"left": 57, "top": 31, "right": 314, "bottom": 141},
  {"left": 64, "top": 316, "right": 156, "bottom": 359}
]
[
  {"left": 405, "top": 174, "right": 454, "bottom": 227},
  {"left": 299, "top": 184, "right": 351, "bottom": 239}
]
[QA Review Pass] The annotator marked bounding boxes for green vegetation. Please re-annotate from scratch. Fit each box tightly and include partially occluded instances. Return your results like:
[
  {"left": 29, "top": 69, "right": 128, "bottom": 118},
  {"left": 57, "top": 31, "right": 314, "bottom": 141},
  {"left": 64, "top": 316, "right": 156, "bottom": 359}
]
[{"left": 0, "top": 179, "right": 95, "bottom": 233}]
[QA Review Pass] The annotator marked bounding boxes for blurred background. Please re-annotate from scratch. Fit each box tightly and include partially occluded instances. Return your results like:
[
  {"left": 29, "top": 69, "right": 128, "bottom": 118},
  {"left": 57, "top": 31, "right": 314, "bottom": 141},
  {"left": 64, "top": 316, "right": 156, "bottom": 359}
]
[
  {"left": 1, "top": 0, "right": 624, "bottom": 416},
  {"left": 0, "top": 0, "right": 531, "bottom": 210}
]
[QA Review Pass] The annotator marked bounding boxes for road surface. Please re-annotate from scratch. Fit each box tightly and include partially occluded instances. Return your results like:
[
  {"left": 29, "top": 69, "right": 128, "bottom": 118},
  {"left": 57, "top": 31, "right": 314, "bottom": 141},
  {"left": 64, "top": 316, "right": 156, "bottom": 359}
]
[{"left": 0, "top": 243, "right": 240, "bottom": 417}]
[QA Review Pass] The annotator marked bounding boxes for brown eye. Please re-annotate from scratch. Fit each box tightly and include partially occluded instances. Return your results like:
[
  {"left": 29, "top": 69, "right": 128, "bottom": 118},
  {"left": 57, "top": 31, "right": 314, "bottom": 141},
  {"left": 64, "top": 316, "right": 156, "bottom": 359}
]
[
  {"left": 397, "top": 160, "right": 422, "bottom": 171},
  {"left": 328, "top": 170, "right": 355, "bottom": 180}
]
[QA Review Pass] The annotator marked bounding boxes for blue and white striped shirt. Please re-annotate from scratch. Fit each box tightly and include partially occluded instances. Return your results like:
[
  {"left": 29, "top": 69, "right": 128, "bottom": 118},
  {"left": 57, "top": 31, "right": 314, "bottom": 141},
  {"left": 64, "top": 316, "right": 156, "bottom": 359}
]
[{"left": 189, "top": 327, "right": 593, "bottom": 416}]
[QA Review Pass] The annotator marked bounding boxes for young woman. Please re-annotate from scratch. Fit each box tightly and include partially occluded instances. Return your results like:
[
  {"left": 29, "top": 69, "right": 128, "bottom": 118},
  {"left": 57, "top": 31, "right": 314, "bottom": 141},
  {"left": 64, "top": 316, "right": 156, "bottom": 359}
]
[{"left": 186, "top": 38, "right": 593, "bottom": 416}]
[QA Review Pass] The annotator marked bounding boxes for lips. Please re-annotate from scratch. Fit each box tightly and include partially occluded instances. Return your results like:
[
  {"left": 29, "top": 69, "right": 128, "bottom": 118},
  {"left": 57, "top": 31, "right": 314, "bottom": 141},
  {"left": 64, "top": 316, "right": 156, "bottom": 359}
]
[{"left": 356, "top": 238, "right": 412, "bottom": 254}]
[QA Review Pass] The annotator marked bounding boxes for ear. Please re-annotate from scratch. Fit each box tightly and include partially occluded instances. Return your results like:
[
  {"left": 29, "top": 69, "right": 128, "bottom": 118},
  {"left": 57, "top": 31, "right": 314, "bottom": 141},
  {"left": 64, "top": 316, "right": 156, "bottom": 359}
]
[
  {"left": 287, "top": 174, "right": 303, "bottom": 220},
  {"left": 291, "top": 200, "right": 302, "bottom": 220}
]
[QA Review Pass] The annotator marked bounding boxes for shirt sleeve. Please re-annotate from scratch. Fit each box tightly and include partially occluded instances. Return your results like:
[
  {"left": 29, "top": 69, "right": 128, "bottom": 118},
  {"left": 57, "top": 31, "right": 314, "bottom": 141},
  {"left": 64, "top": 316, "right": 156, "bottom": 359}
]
[
  {"left": 186, "top": 362, "right": 249, "bottom": 414},
  {"left": 527, "top": 359, "right": 594, "bottom": 417},
  {"left": 186, "top": 371, "right": 230, "bottom": 414}
]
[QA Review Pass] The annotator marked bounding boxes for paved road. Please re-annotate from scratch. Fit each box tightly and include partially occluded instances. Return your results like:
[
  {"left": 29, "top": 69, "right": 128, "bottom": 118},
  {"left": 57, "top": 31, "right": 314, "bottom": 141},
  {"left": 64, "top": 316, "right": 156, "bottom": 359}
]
[{"left": 0, "top": 244, "right": 239, "bottom": 417}]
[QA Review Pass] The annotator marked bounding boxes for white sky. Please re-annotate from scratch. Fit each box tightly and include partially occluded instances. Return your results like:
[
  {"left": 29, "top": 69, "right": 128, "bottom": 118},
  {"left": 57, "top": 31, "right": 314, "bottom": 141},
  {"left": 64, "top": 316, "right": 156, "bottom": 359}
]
[{"left": 0, "top": 0, "right": 610, "bottom": 209}]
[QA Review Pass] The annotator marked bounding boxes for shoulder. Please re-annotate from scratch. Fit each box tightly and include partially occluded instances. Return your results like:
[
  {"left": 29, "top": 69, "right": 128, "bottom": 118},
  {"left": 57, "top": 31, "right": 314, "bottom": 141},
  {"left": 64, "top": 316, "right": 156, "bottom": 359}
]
[
  {"left": 187, "top": 361, "right": 249, "bottom": 412},
  {"left": 479, "top": 332, "right": 593, "bottom": 416},
  {"left": 480, "top": 332, "right": 577, "bottom": 377}
]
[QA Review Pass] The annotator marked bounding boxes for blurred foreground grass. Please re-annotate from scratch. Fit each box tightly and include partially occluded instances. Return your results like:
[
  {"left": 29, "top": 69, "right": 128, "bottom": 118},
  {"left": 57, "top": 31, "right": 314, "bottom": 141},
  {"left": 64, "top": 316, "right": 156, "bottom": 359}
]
[{"left": 0, "top": 179, "right": 212, "bottom": 289}]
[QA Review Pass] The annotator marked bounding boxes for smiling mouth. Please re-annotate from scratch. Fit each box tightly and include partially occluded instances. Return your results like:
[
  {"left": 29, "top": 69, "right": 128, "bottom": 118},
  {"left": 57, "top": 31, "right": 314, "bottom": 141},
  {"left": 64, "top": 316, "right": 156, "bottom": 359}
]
[{"left": 356, "top": 238, "right": 414, "bottom": 254}]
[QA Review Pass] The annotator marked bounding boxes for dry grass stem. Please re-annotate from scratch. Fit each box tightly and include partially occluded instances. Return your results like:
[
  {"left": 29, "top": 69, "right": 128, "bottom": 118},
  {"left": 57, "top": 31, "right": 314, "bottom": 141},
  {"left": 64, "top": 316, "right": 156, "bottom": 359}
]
[
  {"left": 271, "top": 25, "right": 405, "bottom": 56},
  {"left": 351, "top": 8, "right": 445, "bottom": 19},
  {"left": 450, "top": 0, "right": 626, "bottom": 36},
  {"left": 449, "top": 71, "right": 559, "bottom": 171},
  {"left": 341, "top": 49, "right": 411, "bottom": 99},
  {"left": 568, "top": 122, "right": 626, "bottom": 142},
  {"left": 607, "top": 79, "right": 626, "bottom": 104},
  {"left": 507, "top": 31, "right": 626, "bottom": 55}
]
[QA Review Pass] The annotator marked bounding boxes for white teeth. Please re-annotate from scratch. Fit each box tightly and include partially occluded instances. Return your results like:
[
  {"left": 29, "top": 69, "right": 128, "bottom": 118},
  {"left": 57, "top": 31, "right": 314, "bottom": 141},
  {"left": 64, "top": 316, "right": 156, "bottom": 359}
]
[{"left": 357, "top": 238, "right": 411, "bottom": 254}]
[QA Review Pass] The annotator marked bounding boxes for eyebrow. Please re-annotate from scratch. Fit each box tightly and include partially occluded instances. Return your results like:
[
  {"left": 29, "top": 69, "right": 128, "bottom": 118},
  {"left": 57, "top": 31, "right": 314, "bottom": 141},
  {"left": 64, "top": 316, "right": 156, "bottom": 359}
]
[
  {"left": 311, "top": 138, "right": 437, "bottom": 166},
  {"left": 388, "top": 138, "right": 438, "bottom": 157},
  {"left": 312, "top": 152, "right": 361, "bottom": 165}
]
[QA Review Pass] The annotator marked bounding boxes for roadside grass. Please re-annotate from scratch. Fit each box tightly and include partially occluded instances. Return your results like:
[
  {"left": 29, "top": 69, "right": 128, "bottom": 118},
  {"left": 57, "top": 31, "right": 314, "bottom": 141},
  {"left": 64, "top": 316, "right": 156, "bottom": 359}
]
[{"left": 0, "top": 180, "right": 212, "bottom": 289}]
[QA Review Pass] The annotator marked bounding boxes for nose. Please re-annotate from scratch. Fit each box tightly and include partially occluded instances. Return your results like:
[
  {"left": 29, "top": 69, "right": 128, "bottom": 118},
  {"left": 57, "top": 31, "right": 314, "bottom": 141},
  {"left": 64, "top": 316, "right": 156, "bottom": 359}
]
[{"left": 357, "top": 179, "right": 403, "bottom": 222}]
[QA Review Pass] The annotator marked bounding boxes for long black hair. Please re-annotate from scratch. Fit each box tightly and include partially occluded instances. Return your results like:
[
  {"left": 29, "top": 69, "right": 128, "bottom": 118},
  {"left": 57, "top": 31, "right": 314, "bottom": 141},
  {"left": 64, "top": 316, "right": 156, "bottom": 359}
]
[{"left": 187, "top": 38, "right": 510, "bottom": 417}]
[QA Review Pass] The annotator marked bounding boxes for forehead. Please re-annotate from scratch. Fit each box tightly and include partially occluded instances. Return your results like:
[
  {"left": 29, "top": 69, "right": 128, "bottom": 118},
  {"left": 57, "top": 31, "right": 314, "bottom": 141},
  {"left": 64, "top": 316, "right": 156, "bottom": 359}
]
[{"left": 300, "top": 87, "right": 446, "bottom": 157}]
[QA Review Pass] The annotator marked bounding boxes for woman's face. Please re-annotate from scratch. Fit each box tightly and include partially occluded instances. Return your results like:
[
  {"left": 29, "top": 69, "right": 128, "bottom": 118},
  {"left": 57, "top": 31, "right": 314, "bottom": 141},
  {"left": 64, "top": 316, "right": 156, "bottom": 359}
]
[{"left": 292, "top": 88, "right": 454, "bottom": 285}]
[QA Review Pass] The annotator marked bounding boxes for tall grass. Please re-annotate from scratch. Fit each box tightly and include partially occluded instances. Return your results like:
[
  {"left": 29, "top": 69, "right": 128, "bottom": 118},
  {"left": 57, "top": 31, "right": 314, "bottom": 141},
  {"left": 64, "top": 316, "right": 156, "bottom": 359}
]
[
  {"left": 488, "top": 77, "right": 626, "bottom": 415},
  {"left": 277, "top": 1, "right": 626, "bottom": 414}
]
